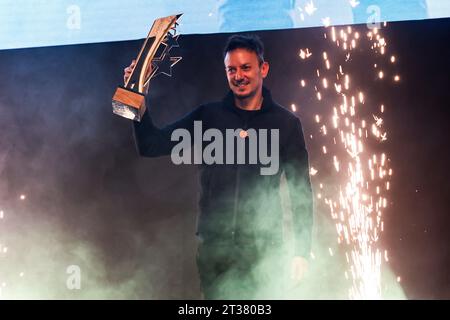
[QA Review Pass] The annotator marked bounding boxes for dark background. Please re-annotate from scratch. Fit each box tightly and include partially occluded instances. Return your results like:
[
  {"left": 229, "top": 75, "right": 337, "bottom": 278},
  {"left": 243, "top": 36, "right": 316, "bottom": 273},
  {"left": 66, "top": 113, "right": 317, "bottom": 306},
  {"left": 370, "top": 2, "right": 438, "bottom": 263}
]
[{"left": 0, "top": 18, "right": 449, "bottom": 299}]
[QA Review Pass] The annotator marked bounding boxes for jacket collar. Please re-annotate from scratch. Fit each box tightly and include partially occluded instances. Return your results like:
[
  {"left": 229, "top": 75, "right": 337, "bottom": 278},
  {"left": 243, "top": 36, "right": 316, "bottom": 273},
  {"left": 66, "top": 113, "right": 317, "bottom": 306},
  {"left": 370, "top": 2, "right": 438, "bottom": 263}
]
[{"left": 222, "top": 86, "right": 275, "bottom": 113}]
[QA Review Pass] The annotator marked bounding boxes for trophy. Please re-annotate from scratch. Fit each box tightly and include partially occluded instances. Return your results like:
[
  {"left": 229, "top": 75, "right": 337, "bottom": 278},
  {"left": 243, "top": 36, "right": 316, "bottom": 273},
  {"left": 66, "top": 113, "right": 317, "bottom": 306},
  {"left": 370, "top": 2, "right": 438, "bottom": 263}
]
[{"left": 112, "top": 14, "right": 182, "bottom": 121}]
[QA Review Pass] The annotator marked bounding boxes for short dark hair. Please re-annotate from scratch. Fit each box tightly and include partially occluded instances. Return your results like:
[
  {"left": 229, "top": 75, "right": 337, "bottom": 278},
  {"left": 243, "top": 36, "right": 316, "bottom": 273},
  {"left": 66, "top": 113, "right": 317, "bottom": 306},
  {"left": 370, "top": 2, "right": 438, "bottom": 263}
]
[{"left": 223, "top": 34, "right": 265, "bottom": 65}]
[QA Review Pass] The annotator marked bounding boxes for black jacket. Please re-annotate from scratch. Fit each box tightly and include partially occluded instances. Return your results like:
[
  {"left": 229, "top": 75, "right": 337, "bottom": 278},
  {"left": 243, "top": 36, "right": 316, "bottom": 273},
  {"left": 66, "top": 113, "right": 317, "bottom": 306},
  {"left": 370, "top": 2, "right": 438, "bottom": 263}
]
[{"left": 133, "top": 87, "right": 313, "bottom": 257}]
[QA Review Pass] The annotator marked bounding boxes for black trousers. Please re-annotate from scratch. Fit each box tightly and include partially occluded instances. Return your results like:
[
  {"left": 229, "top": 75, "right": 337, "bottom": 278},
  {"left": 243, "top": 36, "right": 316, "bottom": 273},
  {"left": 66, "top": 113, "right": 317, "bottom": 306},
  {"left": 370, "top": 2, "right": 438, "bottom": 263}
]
[{"left": 196, "top": 241, "right": 289, "bottom": 300}]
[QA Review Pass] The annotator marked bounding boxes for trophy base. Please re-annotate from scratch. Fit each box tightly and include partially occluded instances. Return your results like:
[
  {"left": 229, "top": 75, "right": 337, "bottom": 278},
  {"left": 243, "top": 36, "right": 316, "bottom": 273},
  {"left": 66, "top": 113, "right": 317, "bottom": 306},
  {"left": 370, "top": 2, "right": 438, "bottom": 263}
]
[{"left": 112, "top": 87, "right": 146, "bottom": 122}]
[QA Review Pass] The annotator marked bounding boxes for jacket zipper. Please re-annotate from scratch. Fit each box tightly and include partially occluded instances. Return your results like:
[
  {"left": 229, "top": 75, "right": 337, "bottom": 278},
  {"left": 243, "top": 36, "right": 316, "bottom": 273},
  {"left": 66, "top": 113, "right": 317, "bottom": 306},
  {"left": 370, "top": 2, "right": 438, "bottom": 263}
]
[
  {"left": 231, "top": 117, "right": 249, "bottom": 242},
  {"left": 232, "top": 166, "right": 240, "bottom": 242}
]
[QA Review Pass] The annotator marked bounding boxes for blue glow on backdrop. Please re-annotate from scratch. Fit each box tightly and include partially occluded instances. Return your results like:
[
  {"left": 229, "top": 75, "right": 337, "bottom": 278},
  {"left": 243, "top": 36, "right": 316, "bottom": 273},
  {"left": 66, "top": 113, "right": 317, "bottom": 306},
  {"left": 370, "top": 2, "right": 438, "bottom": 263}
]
[{"left": 0, "top": 0, "right": 449, "bottom": 50}]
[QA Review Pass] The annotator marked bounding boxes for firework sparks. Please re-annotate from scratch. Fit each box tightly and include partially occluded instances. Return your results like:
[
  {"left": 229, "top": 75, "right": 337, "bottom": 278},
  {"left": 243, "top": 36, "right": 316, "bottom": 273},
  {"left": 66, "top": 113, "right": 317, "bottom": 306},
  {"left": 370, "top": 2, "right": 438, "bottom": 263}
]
[
  {"left": 298, "top": 24, "right": 396, "bottom": 299},
  {"left": 322, "top": 17, "right": 331, "bottom": 27},
  {"left": 299, "top": 48, "right": 313, "bottom": 60},
  {"left": 349, "top": 0, "right": 360, "bottom": 8},
  {"left": 1, "top": 193, "right": 32, "bottom": 297},
  {"left": 304, "top": 0, "right": 317, "bottom": 16}
]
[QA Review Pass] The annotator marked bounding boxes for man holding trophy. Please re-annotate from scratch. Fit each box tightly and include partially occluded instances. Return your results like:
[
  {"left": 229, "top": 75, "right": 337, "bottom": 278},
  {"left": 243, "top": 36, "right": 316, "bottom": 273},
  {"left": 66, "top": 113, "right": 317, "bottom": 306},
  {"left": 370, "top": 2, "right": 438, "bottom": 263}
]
[{"left": 117, "top": 15, "right": 313, "bottom": 299}]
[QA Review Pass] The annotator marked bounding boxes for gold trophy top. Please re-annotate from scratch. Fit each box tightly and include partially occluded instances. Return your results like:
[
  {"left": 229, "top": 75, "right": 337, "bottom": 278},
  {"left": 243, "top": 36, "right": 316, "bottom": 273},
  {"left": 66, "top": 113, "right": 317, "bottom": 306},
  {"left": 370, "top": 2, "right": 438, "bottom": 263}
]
[{"left": 112, "top": 13, "right": 182, "bottom": 121}]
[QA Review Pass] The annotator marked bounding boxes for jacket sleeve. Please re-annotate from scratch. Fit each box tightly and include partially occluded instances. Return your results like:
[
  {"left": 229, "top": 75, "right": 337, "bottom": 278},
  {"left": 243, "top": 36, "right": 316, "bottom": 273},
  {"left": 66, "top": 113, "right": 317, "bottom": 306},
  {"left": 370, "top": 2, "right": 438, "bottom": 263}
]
[
  {"left": 133, "top": 105, "right": 203, "bottom": 157},
  {"left": 282, "top": 117, "right": 314, "bottom": 258}
]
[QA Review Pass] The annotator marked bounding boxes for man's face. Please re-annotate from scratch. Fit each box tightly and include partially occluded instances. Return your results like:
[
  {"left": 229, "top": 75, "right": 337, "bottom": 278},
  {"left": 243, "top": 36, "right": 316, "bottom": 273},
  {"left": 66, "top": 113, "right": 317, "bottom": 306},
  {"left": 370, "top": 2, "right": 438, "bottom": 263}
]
[{"left": 224, "top": 48, "right": 269, "bottom": 100}]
